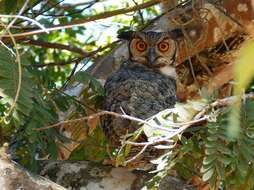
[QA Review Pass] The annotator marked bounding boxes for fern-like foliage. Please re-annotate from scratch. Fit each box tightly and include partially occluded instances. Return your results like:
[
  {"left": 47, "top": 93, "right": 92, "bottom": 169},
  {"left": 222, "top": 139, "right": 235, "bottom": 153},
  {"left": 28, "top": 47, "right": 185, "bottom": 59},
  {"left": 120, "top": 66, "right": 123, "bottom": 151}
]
[
  {"left": 14, "top": 96, "right": 58, "bottom": 171},
  {"left": 0, "top": 46, "right": 34, "bottom": 125},
  {"left": 202, "top": 100, "right": 254, "bottom": 189},
  {"left": 72, "top": 71, "right": 104, "bottom": 108},
  {"left": 143, "top": 98, "right": 254, "bottom": 190},
  {"left": 0, "top": 46, "right": 59, "bottom": 171}
]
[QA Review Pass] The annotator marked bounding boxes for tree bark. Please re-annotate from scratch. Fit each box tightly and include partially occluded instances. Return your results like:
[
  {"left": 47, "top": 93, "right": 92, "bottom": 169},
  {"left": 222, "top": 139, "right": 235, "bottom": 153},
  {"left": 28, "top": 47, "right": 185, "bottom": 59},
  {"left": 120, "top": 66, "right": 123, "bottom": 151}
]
[
  {"left": 39, "top": 160, "right": 195, "bottom": 190},
  {"left": 0, "top": 157, "right": 195, "bottom": 190},
  {"left": 0, "top": 157, "right": 66, "bottom": 190},
  {"left": 88, "top": 0, "right": 254, "bottom": 97}
]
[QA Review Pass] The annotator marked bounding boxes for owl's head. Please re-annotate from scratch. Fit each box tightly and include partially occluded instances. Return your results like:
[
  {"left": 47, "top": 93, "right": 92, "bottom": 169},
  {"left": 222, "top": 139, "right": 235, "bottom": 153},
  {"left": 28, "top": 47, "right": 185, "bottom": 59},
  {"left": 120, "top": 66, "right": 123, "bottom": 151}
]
[{"left": 118, "top": 30, "right": 182, "bottom": 69}]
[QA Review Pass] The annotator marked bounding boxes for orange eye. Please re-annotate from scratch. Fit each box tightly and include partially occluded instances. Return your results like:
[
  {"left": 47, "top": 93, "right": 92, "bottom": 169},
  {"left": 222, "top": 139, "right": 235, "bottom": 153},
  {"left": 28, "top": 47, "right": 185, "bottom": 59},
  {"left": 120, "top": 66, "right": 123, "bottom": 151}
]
[
  {"left": 136, "top": 40, "right": 147, "bottom": 52},
  {"left": 158, "top": 41, "right": 169, "bottom": 52}
]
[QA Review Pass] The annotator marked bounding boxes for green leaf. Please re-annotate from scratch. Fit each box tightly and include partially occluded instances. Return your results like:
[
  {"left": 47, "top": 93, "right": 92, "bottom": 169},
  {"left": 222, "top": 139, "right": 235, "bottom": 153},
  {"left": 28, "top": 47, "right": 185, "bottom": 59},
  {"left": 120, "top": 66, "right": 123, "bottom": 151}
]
[
  {"left": 4, "top": 0, "right": 17, "bottom": 13},
  {"left": 202, "top": 167, "right": 215, "bottom": 181},
  {"left": 205, "top": 147, "right": 217, "bottom": 155},
  {"left": 205, "top": 140, "right": 217, "bottom": 148},
  {"left": 0, "top": 0, "right": 37, "bottom": 13},
  {"left": 0, "top": 46, "right": 34, "bottom": 125},
  {"left": 207, "top": 135, "right": 218, "bottom": 141},
  {"left": 47, "top": 132, "right": 58, "bottom": 159},
  {"left": 217, "top": 155, "right": 232, "bottom": 166},
  {"left": 203, "top": 155, "right": 216, "bottom": 165},
  {"left": 228, "top": 41, "right": 254, "bottom": 138},
  {"left": 73, "top": 71, "right": 104, "bottom": 94},
  {"left": 239, "top": 143, "right": 253, "bottom": 162},
  {"left": 217, "top": 144, "right": 231, "bottom": 155},
  {"left": 234, "top": 41, "right": 254, "bottom": 95},
  {"left": 69, "top": 126, "right": 107, "bottom": 161},
  {"left": 216, "top": 163, "right": 224, "bottom": 179},
  {"left": 201, "top": 161, "right": 214, "bottom": 173}
]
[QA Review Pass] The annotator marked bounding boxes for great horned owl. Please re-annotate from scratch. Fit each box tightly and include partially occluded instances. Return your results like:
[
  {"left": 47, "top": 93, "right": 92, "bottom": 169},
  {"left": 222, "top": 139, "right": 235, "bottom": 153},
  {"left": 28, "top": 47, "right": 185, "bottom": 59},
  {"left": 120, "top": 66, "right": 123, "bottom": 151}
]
[{"left": 102, "top": 30, "right": 181, "bottom": 149}]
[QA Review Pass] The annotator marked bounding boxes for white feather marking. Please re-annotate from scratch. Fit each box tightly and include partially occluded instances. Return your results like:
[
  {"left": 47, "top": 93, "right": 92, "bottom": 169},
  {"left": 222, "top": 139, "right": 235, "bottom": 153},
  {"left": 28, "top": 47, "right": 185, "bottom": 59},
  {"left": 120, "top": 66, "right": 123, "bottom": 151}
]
[{"left": 159, "top": 66, "right": 176, "bottom": 79}]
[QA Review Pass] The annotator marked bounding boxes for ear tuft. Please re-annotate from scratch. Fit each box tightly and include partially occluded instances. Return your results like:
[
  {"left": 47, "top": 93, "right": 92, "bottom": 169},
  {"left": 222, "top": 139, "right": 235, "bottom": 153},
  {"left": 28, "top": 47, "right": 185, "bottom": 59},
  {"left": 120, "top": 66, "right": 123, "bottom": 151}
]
[
  {"left": 117, "top": 31, "right": 135, "bottom": 40},
  {"left": 169, "top": 28, "right": 183, "bottom": 39}
]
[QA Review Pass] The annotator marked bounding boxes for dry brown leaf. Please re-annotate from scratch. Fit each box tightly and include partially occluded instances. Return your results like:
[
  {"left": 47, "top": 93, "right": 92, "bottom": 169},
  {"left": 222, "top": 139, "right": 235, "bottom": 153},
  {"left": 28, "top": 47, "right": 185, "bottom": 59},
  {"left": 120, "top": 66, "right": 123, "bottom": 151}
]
[
  {"left": 245, "top": 22, "right": 254, "bottom": 38},
  {"left": 85, "top": 105, "right": 101, "bottom": 134},
  {"left": 189, "top": 176, "right": 210, "bottom": 190},
  {"left": 87, "top": 115, "right": 100, "bottom": 134},
  {"left": 207, "top": 63, "right": 234, "bottom": 94},
  {"left": 57, "top": 118, "right": 88, "bottom": 160}
]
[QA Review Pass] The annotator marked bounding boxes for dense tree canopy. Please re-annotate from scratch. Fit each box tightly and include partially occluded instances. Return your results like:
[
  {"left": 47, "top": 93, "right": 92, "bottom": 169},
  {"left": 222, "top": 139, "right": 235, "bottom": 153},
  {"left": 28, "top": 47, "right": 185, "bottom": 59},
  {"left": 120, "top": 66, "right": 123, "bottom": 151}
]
[{"left": 0, "top": 0, "right": 254, "bottom": 189}]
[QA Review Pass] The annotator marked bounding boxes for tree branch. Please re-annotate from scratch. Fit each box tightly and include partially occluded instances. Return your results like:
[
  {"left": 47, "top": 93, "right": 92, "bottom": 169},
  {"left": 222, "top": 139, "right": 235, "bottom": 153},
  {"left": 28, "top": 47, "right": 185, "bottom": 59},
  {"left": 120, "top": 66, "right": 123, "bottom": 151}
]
[
  {"left": 31, "top": 57, "right": 83, "bottom": 68},
  {"left": 2, "top": 0, "right": 161, "bottom": 38},
  {"left": 55, "top": 0, "right": 102, "bottom": 10},
  {"left": 36, "top": 92, "right": 252, "bottom": 131},
  {"left": 20, "top": 38, "right": 88, "bottom": 55},
  {"left": 30, "top": 40, "right": 120, "bottom": 67},
  {"left": 33, "top": 110, "right": 174, "bottom": 132}
]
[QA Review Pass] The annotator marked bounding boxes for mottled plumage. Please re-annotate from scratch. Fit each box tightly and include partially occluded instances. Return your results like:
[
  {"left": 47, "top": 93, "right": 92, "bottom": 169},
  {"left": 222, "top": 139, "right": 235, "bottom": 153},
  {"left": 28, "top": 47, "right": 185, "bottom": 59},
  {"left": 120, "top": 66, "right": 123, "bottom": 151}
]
[{"left": 102, "top": 30, "right": 181, "bottom": 149}]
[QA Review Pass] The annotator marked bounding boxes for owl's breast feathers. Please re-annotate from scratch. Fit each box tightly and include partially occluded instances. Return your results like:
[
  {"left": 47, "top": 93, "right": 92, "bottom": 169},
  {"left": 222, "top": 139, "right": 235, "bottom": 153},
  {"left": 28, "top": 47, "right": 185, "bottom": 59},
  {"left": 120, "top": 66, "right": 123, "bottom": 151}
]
[{"left": 102, "top": 62, "right": 176, "bottom": 146}]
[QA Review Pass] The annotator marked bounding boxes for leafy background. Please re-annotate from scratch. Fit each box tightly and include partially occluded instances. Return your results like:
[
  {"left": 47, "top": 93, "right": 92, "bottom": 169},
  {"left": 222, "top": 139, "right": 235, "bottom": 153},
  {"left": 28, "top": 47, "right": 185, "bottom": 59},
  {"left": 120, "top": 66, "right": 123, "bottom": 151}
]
[
  {"left": 0, "top": 0, "right": 254, "bottom": 189},
  {"left": 0, "top": 0, "right": 161, "bottom": 171}
]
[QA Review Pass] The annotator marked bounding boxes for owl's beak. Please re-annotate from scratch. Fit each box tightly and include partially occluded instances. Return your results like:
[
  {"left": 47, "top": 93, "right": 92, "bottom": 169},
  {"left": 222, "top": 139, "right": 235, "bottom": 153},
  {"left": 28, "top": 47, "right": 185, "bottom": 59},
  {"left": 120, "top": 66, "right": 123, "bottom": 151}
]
[{"left": 148, "top": 48, "right": 157, "bottom": 65}]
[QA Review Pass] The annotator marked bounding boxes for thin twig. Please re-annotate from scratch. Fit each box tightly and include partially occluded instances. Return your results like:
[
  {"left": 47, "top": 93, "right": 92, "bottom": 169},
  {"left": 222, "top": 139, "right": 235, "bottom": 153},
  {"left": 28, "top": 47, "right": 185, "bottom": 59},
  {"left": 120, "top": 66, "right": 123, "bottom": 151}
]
[
  {"left": 125, "top": 144, "right": 149, "bottom": 164},
  {"left": 29, "top": 40, "right": 120, "bottom": 67},
  {"left": 132, "top": 0, "right": 145, "bottom": 25},
  {"left": 31, "top": 57, "right": 84, "bottom": 67},
  {"left": 121, "top": 93, "right": 254, "bottom": 163},
  {"left": 20, "top": 38, "right": 88, "bottom": 55},
  {"left": 39, "top": 0, "right": 99, "bottom": 17},
  {"left": 57, "top": 0, "right": 102, "bottom": 10},
  {"left": 60, "top": 62, "right": 79, "bottom": 90},
  {"left": 34, "top": 93, "right": 254, "bottom": 132},
  {"left": 0, "top": 15, "right": 49, "bottom": 35},
  {"left": 5, "top": 0, "right": 30, "bottom": 31},
  {"left": 0, "top": 22, "right": 22, "bottom": 119},
  {"left": 0, "top": 40, "right": 15, "bottom": 55},
  {"left": 125, "top": 139, "right": 174, "bottom": 146},
  {"left": 1, "top": 0, "right": 161, "bottom": 38},
  {"left": 29, "top": 0, "right": 64, "bottom": 21},
  {"left": 34, "top": 110, "right": 176, "bottom": 132}
]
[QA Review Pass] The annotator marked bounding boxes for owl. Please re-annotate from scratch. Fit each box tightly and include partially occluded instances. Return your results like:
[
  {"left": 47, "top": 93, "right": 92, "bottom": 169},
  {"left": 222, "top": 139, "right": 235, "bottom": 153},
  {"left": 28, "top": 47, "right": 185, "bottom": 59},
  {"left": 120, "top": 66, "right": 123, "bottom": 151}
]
[{"left": 102, "top": 30, "right": 182, "bottom": 158}]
